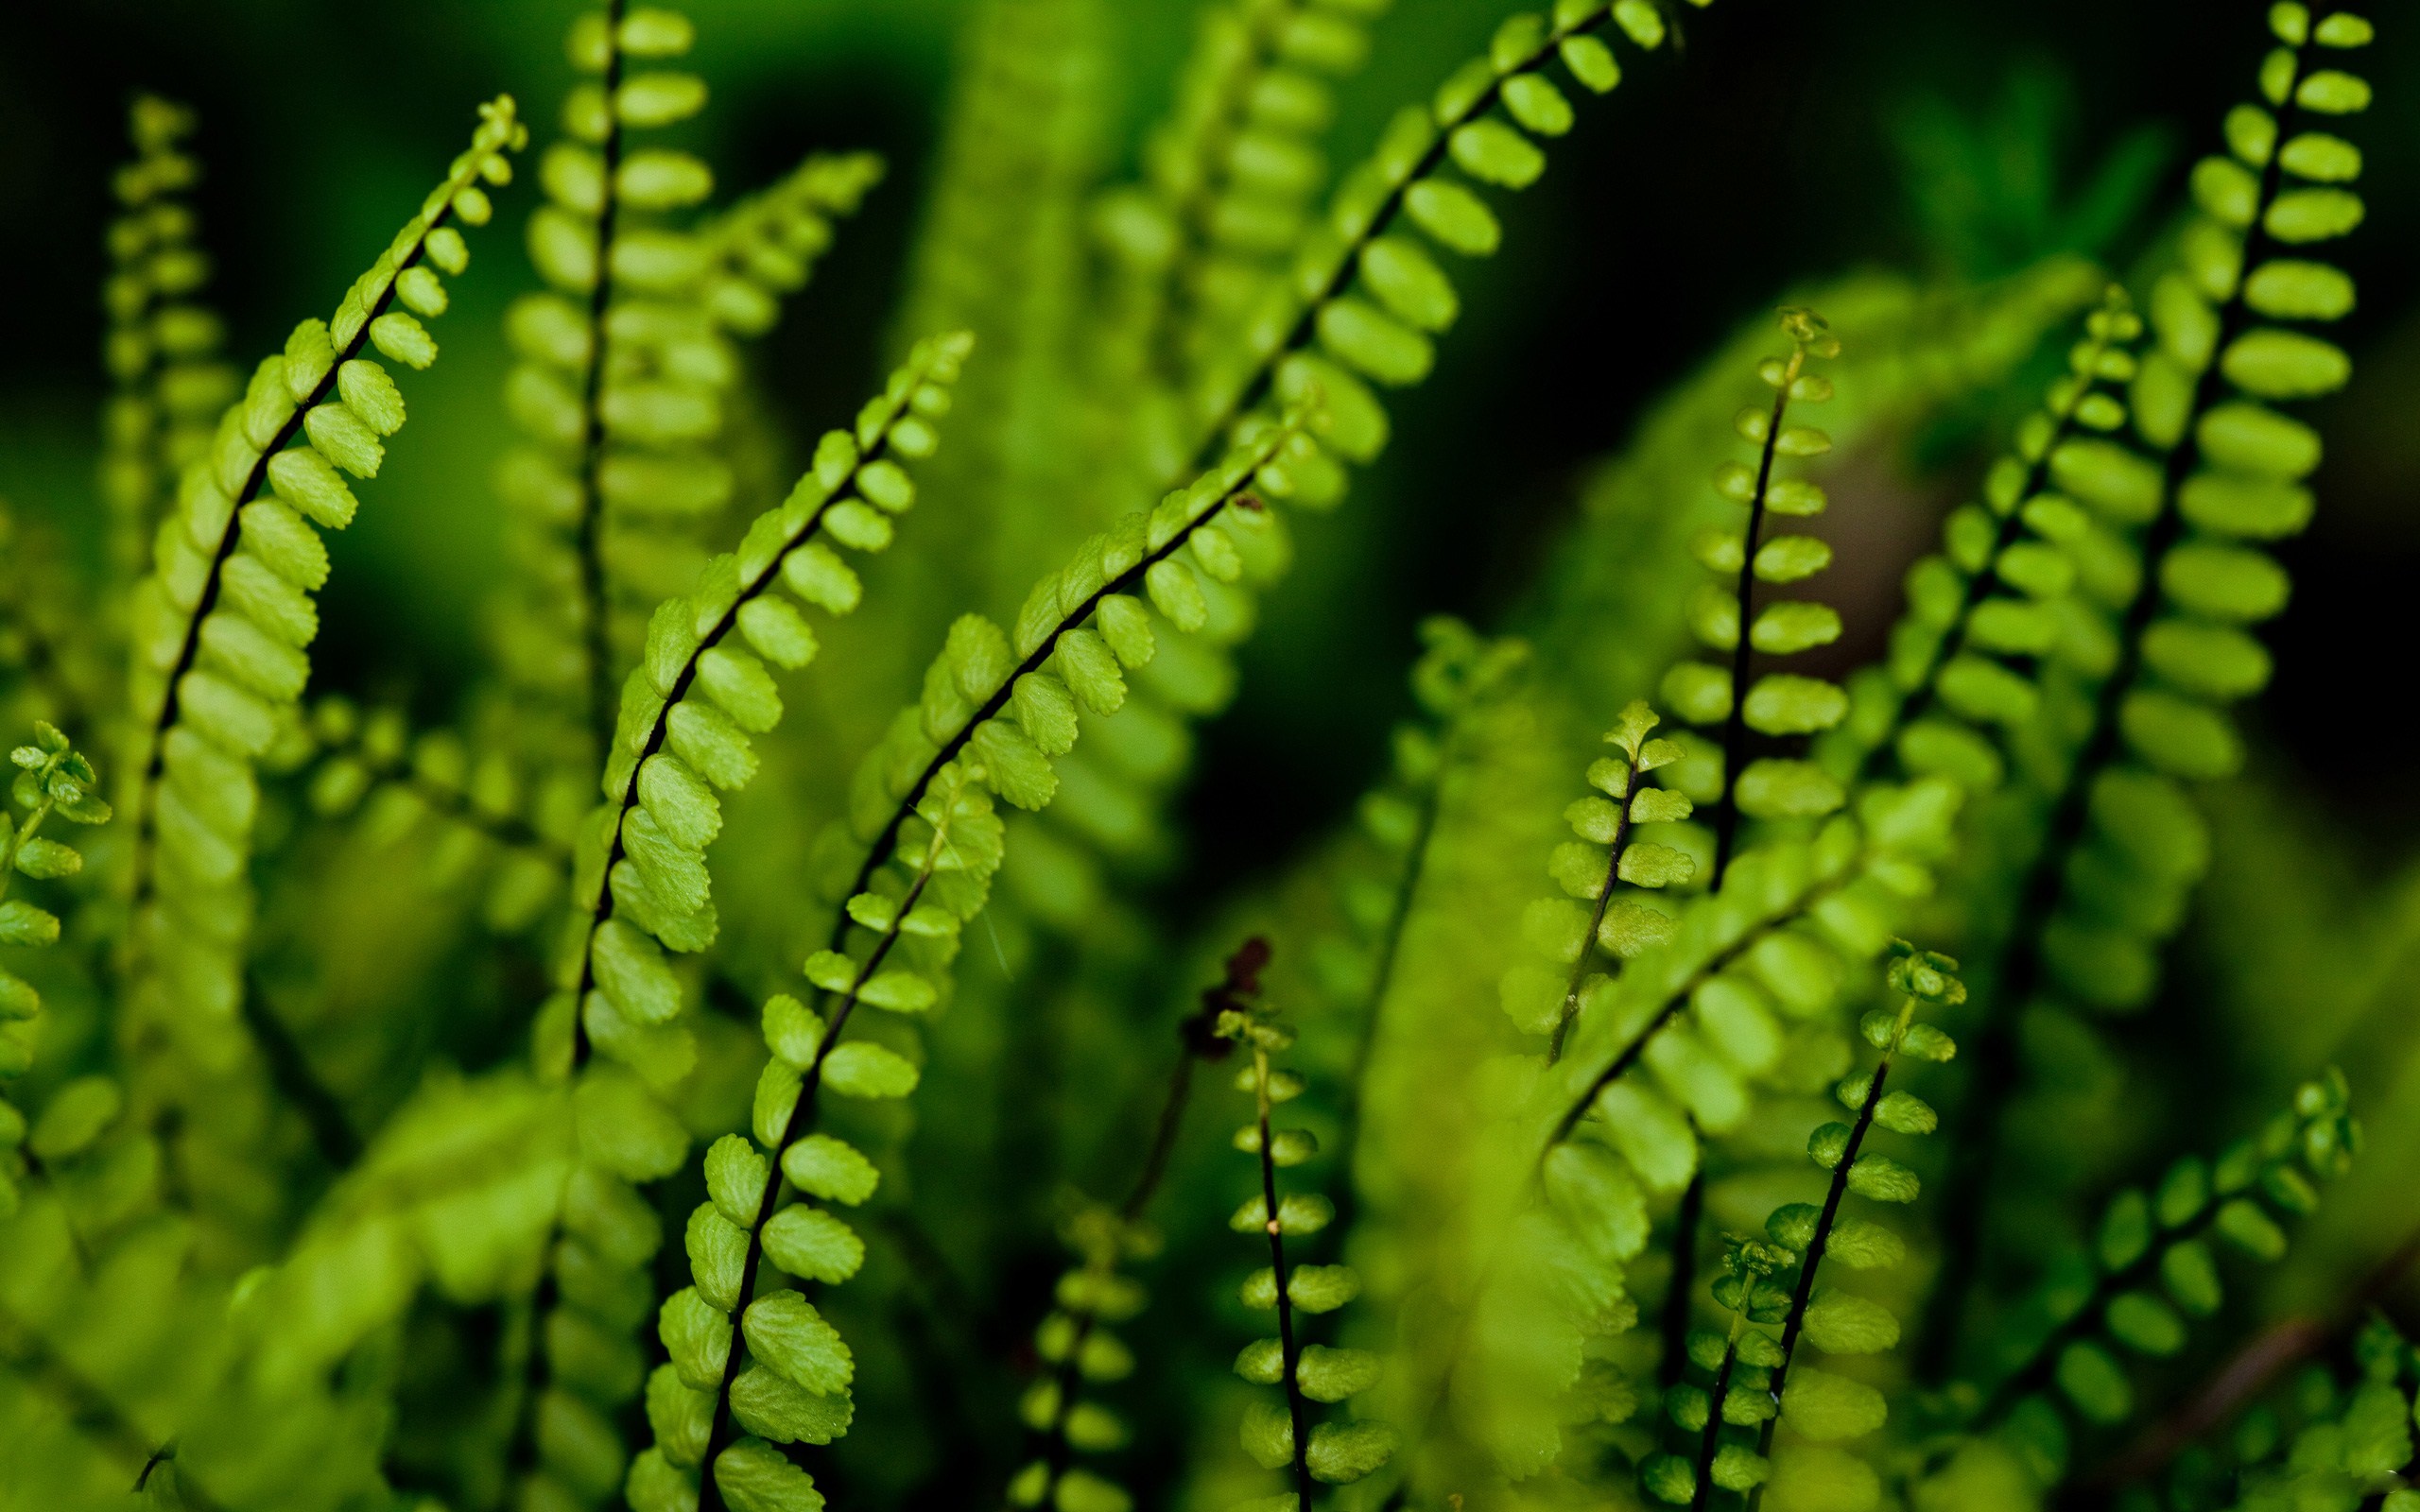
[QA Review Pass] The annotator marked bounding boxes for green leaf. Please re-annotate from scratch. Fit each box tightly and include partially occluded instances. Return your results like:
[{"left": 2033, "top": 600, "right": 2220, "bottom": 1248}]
[
  {"left": 1781, "top": 1367, "right": 1887, "bottom": 1441},
  {"left": 659, "top": 1286, "right": 733, "bottom": 1391},
  {"left": 1318, "top": 297, "right": 1435, "bottom": 386},
  {"left": 1403, "top": 179, "right": 1501, "bottom": 255},
  {"left": 783, "top": 1134, "right": 878, "bottom": 1206},
  {"left": 732, "top": 1369, "right": 853, "bottom": 1446},
  {"left": 2163, "top": 1239, "right": 2224, "bottom": 1315},
  {"left": 743, "top": 1290, "right": 854, "bottom": 1395},
  {"left": 715, "top": 1437, "right": 823, "bottom": 1512},
  {"left": 1449, "top": 119, "right": 1546, "bottom": 188},
  {"left": 1287, "top": 1264, "right": 1362, "bottom": 1314},
  {"left": 821, "top": 1041, "right": 919, "bottom": 1100},
  {"left": 706, "top": 1134, "right": 770, "bottom": 1226},
  {"left": 1239, "top": 1397, "right": 1292, "bottom": 1470},
  {"left": 1359, "top": 237, "right": 1459, "bottom": 332},
  {"left": 1297, "top": 1346, "right": 1381, "bottom": 1403},
  {"left": 2055, "top": 1341, "right": 2133, "bottom": 1424},
  {"left": 686, "top": 1201, "right": 750, "bottom": 1312},
  {"left": 1804, "top": 1292, "right": 1900, "bottom": 1356},
  {"left": 2221, "top": 328, "right": 2351, "bottom": 399},
  {"left": 763, "top": 1205, "right": 864, "bottom": 1285},
  {"left": 1306, "top": 1420, "right": 1394, "bottom": 1484}
]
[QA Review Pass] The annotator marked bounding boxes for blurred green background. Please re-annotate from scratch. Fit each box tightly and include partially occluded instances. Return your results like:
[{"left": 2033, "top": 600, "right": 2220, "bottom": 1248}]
[{"left": 3, "top": 0, "right": 2416, "bottom": 911}]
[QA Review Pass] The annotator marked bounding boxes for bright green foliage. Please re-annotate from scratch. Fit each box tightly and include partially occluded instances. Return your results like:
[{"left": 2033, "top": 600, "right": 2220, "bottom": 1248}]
[
  {"left": 1219, "top": 966, "right": 1392, "bottom": 1501},
  {"left": 493, "top": 1, "right": 882, "bottom": 770},
  {"left": 1, "top": 725, "right": 112, "bottom": 1216},
  {"left": 1661, "top": 308, "right": 1850, "bottom": 877},
  {"left": 1637, "top": 1235, "right": 1792, "bottom": 1506},
  {"left": 98, "top": 96, "right": 238, "bottom": 600},
  {"left": 625, "top": 406, "right": 1318, "bottom": 1512},
  {"left": 1193, "top": 0, "right": 1710, "bottom": 492},
  {"left": 0, "top": 5, "right": 2404, "bottom": 1511},
  {"left": 1945, "top": 1070, "right": 2358, "bottom": 1498}
]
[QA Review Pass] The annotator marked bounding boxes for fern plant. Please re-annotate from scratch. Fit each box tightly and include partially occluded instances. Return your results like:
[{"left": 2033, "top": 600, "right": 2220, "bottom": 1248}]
[{"left": 0, "top": 4, "right": 2409, "bottom": 1512}]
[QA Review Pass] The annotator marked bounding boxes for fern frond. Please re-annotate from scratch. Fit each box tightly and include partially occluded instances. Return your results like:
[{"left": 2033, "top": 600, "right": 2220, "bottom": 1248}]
[
  {"left": 1922, "top": 1071, "right": 2359, "bottom": 1504},
  {"left": 1006, "top": 946, "right": 1256, "bottom": 1512},
  {"left": 99, "top": 96, "right": 238, "bottom": 607},
  {"left": 1220, "top": 961, "right": 1394, "bottom": 1506},
  {"left": 1187, "top": 0, "right": 1704, "bottom": 487},
  {"left": 1923, "top": 4, "right": 2376, "bottom": 1372},
  {"left": 495, "top": 3, "right": 881, "bottom": 770},
  {"left": 512, "top": 334, "right": 970, "bottom": 1512},
  {"left": 1659, "top": 308, "right": 1850, "bottom": 881},
  {"left": 119, "top": 97, "right": 526, "bottom": 1083},
  {"left": 621, "top": 409, "right": 1317, "bottom": 1512}
]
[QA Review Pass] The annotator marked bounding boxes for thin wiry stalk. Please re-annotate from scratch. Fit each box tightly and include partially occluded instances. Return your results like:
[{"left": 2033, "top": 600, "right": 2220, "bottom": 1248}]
[
  {"left": 566, "top": 417, "right": 907, "bottom": 1070},
  {"left": 574, "top": 0, "right": 630, "bottom": 760},
  {"left": 1710, "top": 366, "right": 1796, "bottom": 888},
  {"left": 1917, "top": 31, "right": 2327, "bottom": 1382},
  {"left": 1547, "top": 874, "right": 1855, "bottom": 1151},
  {"left": 697, "top": 812, "right": 956, "bottom": 1512},
  {"left": 829, "top": 480, "right": 1273, "bottom": 952},
  {"left": 1686, "top": 1330, "right": 1741, "bottom": 1512},
  {"left": 1253, "top": 1039, "right": 1317, "bottom": 1512},
  {"left": 1741, "top": 1057, "right": 1892, "bottom": 1512}
]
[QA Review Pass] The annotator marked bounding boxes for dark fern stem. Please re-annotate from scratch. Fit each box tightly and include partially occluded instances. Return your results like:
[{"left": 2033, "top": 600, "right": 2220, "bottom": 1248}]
[
  {"left": 1741, "top": 1059, "right": 1893, "bottom": 1512},
  {"left": 829, "top": 487, "right": 1269, "bottom": 943},
  {"left": 125, "top": 214, "right": 458, "bottom": 919},
  {"left": 1254, "top": 1040, "right": 1318, "bottom": 1512},
  {"left": 1710, "top": 372, "right": 1795, "bottom": 888},
  {"left": 1549, "top": 874, "right": 1857, "bottom": 1150},
  {"left": 569, "top": 421, "right": 902, "bottom": 1071},
  {"left": 1686, "top": 1334, "right": 1741, "bottom": 1512},
  {"left": 1917, "top": 28, "right": 2329, "bottom": 1383},
  {"left": 574, "top": 0, "right": 630, "bottom": 763}
]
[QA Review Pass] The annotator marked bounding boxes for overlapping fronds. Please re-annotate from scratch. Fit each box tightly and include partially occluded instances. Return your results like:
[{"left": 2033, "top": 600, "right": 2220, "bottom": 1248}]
[
  {"left": 493, "top": 2, "right": 882, "bottom": 769},
  {"left": 513, "top": 333, "right": 971, "bottom": 1512},
  {"left": 1921, "top": 1, "right": 2377, "bottom": 1368}
]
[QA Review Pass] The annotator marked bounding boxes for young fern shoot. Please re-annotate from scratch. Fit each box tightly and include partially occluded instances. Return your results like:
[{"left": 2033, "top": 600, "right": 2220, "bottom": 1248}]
[
  {"left": 1639, "top": 1236, "right": 1791, "bottom": 1509},
  {"left": 1745, "top": 946, "right": 1963, "bottom": 1512},
  {"left": 1223, "top": 958, "right": 1392, "bottom": 1508},
  {"left": 1502, "top": 700, "right": 1696, "bottom": 1061},
  {"left": 1662, "top": 308, "right": 1848, "bottom": 885}
]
